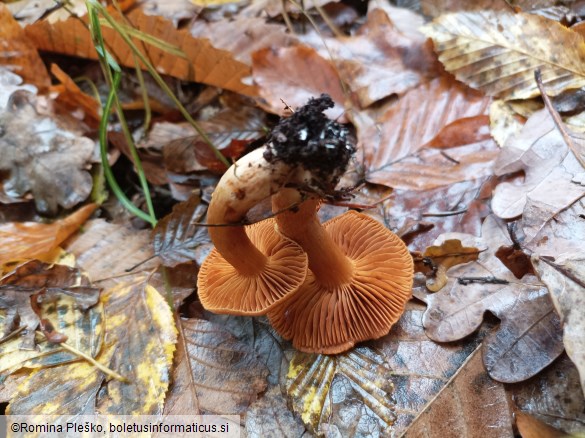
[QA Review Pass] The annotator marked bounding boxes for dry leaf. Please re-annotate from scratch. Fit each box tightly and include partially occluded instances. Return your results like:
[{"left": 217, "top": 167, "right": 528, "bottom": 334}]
[
  {"left": 489, "top": 100, "right": 526, "bottom": 148},
  {"left": 422, "top": 10, "right": 585, "bottom": 100},
  {"left": 152, "top": 196, "right": 210, "bottom": 267},
  {"left": 286, "top": 346, "right": 396, "bottom": 435},
  {"left": 24, "top": 7, "right": 256, "bottom": 96},
  {"left": 414, "top": 215, "right": 564, "bottom": 383},
  {"left": 515, "top": 410, "right": 566, "bottom": 438},
  {"left": 533, "top": 254, "right": 585, "bottom": 397},
  {"left": 246, "top": 387, "right": 305, "bottom": 437},
  {"left": 179, "top": 318, "right": 268, "bottom": 415},
  {"left": 357, "top": 75, "right": 492, "bottom": 190},
  {"left": 0, "top": 204, "right": 97, "bottom": 267},
  {"left": 0, "top": 3, "right": 50, "bottom": 90},
  {"left": 0, "top": 93, "right": 96, "bottom": 214},
  {"left": 0, "top": 69, "right": 37, "bottom": 110},
  {"left": 492, "top": 109, "right": 585, "bottom": 220},
  {"left": 404, "top": 347, "right": 513, "bottom": 438},
  {"left": 252, "top": 45, "right": 346, "bottom": 119}
]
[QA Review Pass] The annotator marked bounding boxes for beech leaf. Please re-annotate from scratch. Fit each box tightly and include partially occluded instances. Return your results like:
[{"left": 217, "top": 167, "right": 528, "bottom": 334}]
[
  {"left": 422, "top": 10, "right": 585, "bottom": 100},
  {"left": 414, "top": 215, "right": 564, "bottom": 383}
]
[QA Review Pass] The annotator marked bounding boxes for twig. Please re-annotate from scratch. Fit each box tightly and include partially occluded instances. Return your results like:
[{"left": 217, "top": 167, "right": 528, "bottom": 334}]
[
  {"left": 535, "top": 69, "right": 585, "bottom": 170},
  {"left": 457, "top": 276, "right": 509, "bottom": 285},
  {"left": 422, "top": 208, "right": 468, "bottom": 217}
]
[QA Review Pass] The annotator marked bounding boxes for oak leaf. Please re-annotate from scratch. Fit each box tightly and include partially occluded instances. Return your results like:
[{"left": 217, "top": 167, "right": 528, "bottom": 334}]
[
  {"left": 422, "top": 10, "right": 585, "bottom": 100},
  {"left": 414, "top": 215, "right": 564, "bottom": 383}
]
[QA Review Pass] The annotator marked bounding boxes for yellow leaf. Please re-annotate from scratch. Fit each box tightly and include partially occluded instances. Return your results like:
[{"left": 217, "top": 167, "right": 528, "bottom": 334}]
[{"left": 422, "top": 10, "right": 585, "bottom": 100}]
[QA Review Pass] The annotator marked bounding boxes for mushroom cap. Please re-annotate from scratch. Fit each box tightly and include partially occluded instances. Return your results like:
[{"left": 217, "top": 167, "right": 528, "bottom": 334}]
[
  {"left": 267, "top": 210, "right": 413, "bottom": 354},
  {"left": 197, "top": 219, "right": 308, "bottom": 316}
]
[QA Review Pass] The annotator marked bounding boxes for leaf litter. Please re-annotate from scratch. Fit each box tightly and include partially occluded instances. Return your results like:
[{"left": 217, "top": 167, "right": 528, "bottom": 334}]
[{"left": 2, "top": 0, "right": 585, "bottom": 435}]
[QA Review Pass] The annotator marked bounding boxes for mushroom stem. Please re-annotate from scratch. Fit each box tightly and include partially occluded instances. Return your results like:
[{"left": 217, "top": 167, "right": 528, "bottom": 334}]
[
  {"left": 207, "top": 146, "right": 299, "bottom": 275},
  {"left": 272, "top": 188, "right": 354, "bottom": 286}
]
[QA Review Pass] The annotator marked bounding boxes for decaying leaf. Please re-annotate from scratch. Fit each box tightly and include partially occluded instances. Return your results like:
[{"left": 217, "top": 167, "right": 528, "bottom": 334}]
[
  {"left": 252, "top": 45, "right": 346, "bottom": 119},
  {"left": 414, "top": 215, "right": 564, "bottom": 382},
  {"left": 489, "top": 100, "right": 526, "bottom": 147},
  {"left": 422, "top": 10, "right": 585, "bottom": 100},
  {"left": 286, "top": 346, "right": 396, "bottom": 435},
  {"left": 24, "top": 7, "right": 256, "bottom": 96},
  {"left": 413, "top": 239, "right": 483, "bottom": 291},
  {"left": 152, "top": 196, "right": 210, "bottom": 267},
  {"left": 246, "top": 387, "right": 305, "bottom": 437},
  {"left": 492, "top": 109, "right": 585, "bottom": 220},
  {"left": 0, "top": 93, "right": 96, "bottom": 214},
  {"left": 0, "top": 69, "right": 36, "bottom": 110},
  {"left": 514, "top": 410, "right": 566, "bottom": 438},
  {"left": 0, "top": 261, "right": 102, "bottom": 372},
  {"left": 533, "top": 254, "right": 585, "bottom": 396},
  {"left": 0, "top": 204, "right": 97, "bottom": 267},
  {"left": 357, "top": 75, "right": 493, "bottom": 190},
  {"left": 404, "top": 347, "right": 513, "bottom": 437},
  {"left": 0, "top": 3, "right": 50, "bottom": 90},
  {"left": 508, "top": 354, "right": 585, "bottom": 434},
  {"left": 179, "top": 318, "right": 268, "bottom": 415}
]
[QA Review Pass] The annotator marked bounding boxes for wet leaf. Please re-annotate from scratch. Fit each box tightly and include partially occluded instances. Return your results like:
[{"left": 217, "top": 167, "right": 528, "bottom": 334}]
[
  {"left": 404, "top": 347, "right": 513, "bottom": 437},
  {"left": 0, "top": 3, "right": 50, "bottom": 90},
  {"left": 0, "top": 261, "right": 102, "bottom": 372},
  {"left": 0, "top": 94, "right": 96, "bottom": 214},
  {"left": 413, "top": 239, "right": 483, "bottom": 292},
  {"left": 179, "top": 318, "right": 268, "bottom": 415},
  {"left": 357, "top": 75, "right": 492, "bottom": 190},
  {"left": 492, "top": 109, "right": 585, "bottom": 220},
  {"left": 152, "top": 196, "right": 210, "bottom": 267},
  {"left": 414, "top": 215, "right": 564, "bottom": 382},
  {"left": 508, "top": 354, "right": 585, "bottom": 434},
  {"left": 286, "top": 346, "right": 396, "bottom": 435},
  {"left": 246, "top": 387, "right": 305, "bottom": 437},
  {"left": 252, "top": 45, "right": 346, "bottom": 119},
  {"left": 24, "top": 7, "right": 256, "bottom": 96},
  {"left": 0, "top": 204, "right": 97, "bottom": 267},
  {"left": 422, "top": 10, "right": 585, "bottom": 100},
  {"left": 533, "top": 254, "right": 585, "bottom": 396}
]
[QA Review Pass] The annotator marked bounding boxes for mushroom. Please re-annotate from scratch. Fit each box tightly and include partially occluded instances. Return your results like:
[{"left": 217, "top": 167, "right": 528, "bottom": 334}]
[
  {"left": 197, "top": 94, "right": 353, "bottom": 316},
  {"left": 267, "top": 188, "right": 414, "bottom": 354}
]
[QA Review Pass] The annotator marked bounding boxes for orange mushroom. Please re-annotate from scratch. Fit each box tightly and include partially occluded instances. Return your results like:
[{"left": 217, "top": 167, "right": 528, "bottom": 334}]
[
  {"left": 267, "top": 189, "right": 414, "bottom": 354},
  {"left": 197, "top": 95, "right": 352, "bottom": 316}
]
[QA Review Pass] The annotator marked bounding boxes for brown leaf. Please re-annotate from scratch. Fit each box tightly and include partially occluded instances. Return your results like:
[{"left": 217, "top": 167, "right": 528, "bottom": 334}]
[
  {"left": 252, "top": 45, "right": 346, "bottom": 119},
  {"left": 0, "top": 4, "right": 50, "bottom": 90},
  {"left": 414, "top": 215, "right": 564, "bottom": 383},
  {"left": 0, "top": 204, "right": 97, "bottom": 267},
  {"left": 152, "top": 196, "right": 211, "bottom": 267},
  {"left": 24, "top": 7, "right": 256, "bottom": 96},
  {"left": 0, "top": 93, "right": 96, "bottom": 214},
  {"left": 515, "top": 410, "right": 566, "bottom": 438},
  {"left": 508, "top": 354, "right": 585, "bottom": 434},
  {"left": 179, "top": 318, "right": 269, "bottom": 415},
  {"left": 422, "top": 10, "right": 585, "bottom": 100},
  {"left": 492, "top": 110, "right": 585, "bottom": 220},
  {"left": 404, "top": 347, "right": 513, "bottom": 438},
  {"left": 356, "top": 75, "right": 492, "bottom": 190},
  {"left": 246, "top": 387, "right": 306, "bottom": 437},
  {"left": 533, "top": 254, "right": 585, "bottom": 397},
  {"left": 424, "top": 115, "right": 492, "bottom": 149}
]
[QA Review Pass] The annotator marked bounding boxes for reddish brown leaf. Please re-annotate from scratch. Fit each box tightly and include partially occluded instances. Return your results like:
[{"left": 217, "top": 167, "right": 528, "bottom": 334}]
[
  {"left": 424, "top": 115, "right": 492, "bottom": 149},
  {"left": 0, "top": 4, "right": 50, "bottom": 90},
  {"left": 252, "top": 46, "right": 346, "bottom": 119}
]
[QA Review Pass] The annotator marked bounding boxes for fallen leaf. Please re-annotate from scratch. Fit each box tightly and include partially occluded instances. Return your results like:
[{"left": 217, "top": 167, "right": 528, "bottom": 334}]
[
  {"left": 404, "top": 346, "right": 513, "bottom": 438},
  {"left": 252, "top": 45, "right": 346, "bottom": 119},
  {"left": 24, "top": 7, "right": 256, "bottom": 96},
  {"left": 0, "top": 3, "right": 50, "bottom": 90},
  {"left": 356, "top": 75, "right": 492, "bottom": 190},
  {"left": 491, "top": 109, "right": 585, "bottom": 220},
  {"left": 422, "top": 10, "right": 585, "bottom": 100},
  {"left": 508, "top": 354, "right": 585, "bottom": 434},
  {"left": 515, "top": 410, "right": 566, "bottom": 438},
  {"left": 0, "top": 204, "right": 97, "bottom": 267},
  {"left": 0, "top": 93, "right": 96, "bottom": 214},
  {"left": 285, "top": 346, "right": 396, "bottom": 435},
  {"left": 414, "top": 215, "right": 564, "bottom": 383},
  {"left": 489, "top": 100, "right": 526, "bottom": 147},
  {"left": 152, "top": 196, "right": 210, "bottom": 267},
  {"left": 0, "top": 69, "right": 37, "bottom": 110},
  {"left": 0, "top": 261, "right": 102, "bottom": 372},
  {"left": 179, "top": 318, "right": 269, "bottom": 415},
  {"left": 246, "top": 387, "right": 306, "bottom": 437},
  {"left": 533, "top": 254, "right": 585, "bottom": 397}
]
